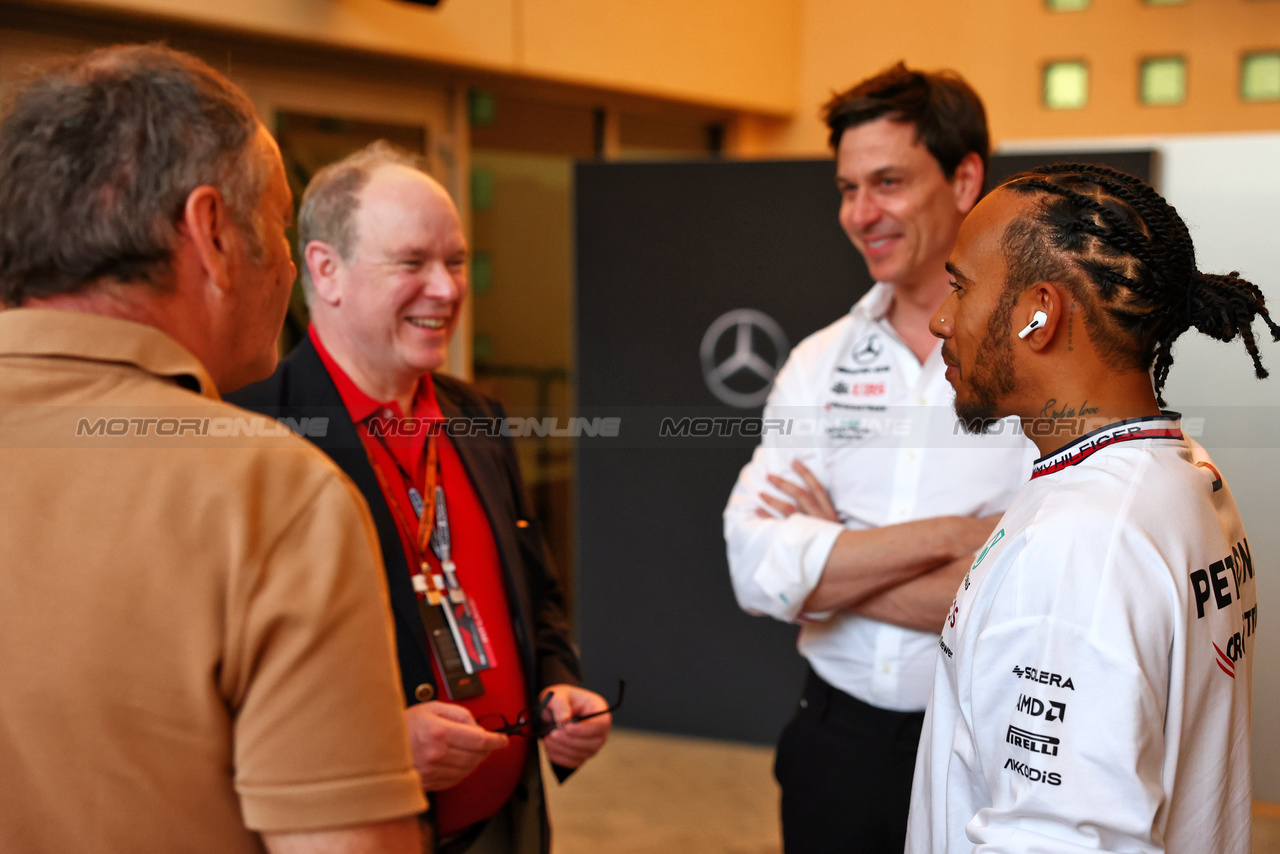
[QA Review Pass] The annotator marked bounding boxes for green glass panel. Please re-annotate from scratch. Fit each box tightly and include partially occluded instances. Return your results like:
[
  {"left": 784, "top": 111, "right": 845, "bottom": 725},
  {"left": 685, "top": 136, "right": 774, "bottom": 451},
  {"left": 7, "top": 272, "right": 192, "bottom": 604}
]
[
  {"left": 468, "top": 89, "right": 497, "bottom": 126},
  {"left": 1141, "top": 57, "right": 1187, "bottom": 105},
  {"left": 1046, "top": 0, "right": 1089, "bottom": 10},
  {"left": 472, "top": 332, "right": 493, "bottom": 365},
  {"left": 1242, "top": 53, "right": 1280, "bottom": 101},
  {"left": 471, "top": 250, "right": 493, "bottom": 294},
  {"left": 471, "top": 167, "right": 495, "bottom": 212},
  {"left": 1044, "top": 62, "right": 1089, "bottom": 110}
]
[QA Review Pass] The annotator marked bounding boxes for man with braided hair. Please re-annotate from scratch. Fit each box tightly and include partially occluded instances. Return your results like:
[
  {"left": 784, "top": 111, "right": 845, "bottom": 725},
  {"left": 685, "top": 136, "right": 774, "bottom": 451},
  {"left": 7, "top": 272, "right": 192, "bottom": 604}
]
[{"left": 906, "top": 163, "right": 1276, "bottom": 853}]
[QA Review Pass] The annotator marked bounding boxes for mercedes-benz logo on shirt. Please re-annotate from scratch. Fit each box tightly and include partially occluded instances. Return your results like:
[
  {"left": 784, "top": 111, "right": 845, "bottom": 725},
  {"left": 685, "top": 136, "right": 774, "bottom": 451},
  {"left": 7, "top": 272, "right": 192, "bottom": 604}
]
[
  {"left": 852, "top": 332, "right": 883, "bottom": 365},
  {"left": 699, "top": 308, "right": 789, "bottom": 409}
]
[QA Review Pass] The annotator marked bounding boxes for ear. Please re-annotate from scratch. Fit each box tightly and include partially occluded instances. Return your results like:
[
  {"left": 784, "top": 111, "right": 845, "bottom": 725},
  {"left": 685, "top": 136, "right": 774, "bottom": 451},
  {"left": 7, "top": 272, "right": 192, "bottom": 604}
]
[
  {"left": 304, "top": 240, "right": 345, "bottom": 306},
  {"left": 1017, "top": 283, "right": 1067, "bottom": 352},
  {"left": 177, "top": 185, "right": 234, "bottom": 296},
  {"left": 950, "top": 151, "right": 984, "bottom": 215}
]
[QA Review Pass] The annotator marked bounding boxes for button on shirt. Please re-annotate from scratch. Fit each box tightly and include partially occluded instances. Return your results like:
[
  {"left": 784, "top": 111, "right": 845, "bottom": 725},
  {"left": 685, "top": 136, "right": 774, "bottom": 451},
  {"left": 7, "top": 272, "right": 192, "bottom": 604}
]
[{"left": 724, "top": 283, "right": 1037, "bottom": 711}]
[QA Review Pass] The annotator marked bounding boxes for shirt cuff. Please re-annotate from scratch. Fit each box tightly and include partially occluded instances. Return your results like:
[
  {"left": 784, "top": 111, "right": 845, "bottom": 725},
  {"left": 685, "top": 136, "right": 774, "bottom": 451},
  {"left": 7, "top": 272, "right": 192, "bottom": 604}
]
[
  {"left": 239, "top": 769, "right": 427, "bottom": 832},
  {"left": 751, "top": 513, "right": 844, "bottom": 622}
]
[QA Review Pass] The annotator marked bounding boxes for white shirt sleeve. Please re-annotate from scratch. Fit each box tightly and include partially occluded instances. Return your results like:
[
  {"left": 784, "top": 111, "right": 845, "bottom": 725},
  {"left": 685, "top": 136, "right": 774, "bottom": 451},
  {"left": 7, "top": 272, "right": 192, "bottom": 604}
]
[
  {"left": 963, "top": 613, "right": 1168, "bottom": 853},
  {"left": 723, "top": 342, "right": 844, "bottom": 623}
]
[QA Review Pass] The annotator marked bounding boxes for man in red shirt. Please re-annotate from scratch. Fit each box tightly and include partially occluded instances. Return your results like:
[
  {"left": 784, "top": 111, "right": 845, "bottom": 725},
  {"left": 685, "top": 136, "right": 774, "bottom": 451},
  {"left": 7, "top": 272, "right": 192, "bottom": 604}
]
[{"left": 230, "top": 141, "right": 611, "bottom": 853}]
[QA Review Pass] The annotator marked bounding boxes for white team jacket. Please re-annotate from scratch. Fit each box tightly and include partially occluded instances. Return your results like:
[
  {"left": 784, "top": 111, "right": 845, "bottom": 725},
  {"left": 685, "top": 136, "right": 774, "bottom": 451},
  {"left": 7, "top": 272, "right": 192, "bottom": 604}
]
[
  {"left": 724, "top": 284, "right": 1036, "bottom": 710},
  {"left": 907, "top": 414, "right": 1256, "bottom": 853}
]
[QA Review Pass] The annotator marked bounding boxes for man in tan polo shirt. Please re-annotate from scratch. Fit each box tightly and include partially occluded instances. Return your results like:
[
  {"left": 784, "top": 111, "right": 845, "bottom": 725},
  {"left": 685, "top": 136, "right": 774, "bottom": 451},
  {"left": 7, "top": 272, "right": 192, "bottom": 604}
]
[{"left": 0, "top": 45, "right": 426, "bottom": 853}]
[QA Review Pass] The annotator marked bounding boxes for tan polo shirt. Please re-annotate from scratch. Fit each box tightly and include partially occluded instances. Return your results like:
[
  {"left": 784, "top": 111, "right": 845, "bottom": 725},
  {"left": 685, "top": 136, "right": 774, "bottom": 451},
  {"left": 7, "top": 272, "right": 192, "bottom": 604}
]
[{"left": 0, "top": 309, "right": 426, "bottom": 853}]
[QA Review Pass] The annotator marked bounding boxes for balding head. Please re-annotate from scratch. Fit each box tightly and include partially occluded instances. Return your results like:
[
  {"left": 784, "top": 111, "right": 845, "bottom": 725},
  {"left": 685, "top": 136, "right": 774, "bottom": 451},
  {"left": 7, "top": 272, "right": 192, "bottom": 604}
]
[
  {"left": 301, "top": 145, "right": 467, "bottom": 407},
  {"left": 297, "top": 141, "right": 446, "bottom": 300}
]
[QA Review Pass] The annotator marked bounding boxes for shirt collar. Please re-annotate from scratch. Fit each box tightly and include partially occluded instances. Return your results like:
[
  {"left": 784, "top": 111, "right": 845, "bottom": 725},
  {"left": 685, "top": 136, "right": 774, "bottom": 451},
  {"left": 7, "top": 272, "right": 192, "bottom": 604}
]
[
  {"left": 848, "top": 282, "right": 944, "bottom": 362},
  {"left": 0, "top": 308, "right": 217, "bottom": 397},
  {"left": 1030, "top": 412, "right": 1184, "bottom": 480},
  {"left": 850, "top": 282, "right": 895, "bottom": 323},
  {"left": 308, "top": 324, "right": 435, "bottom": 422}
]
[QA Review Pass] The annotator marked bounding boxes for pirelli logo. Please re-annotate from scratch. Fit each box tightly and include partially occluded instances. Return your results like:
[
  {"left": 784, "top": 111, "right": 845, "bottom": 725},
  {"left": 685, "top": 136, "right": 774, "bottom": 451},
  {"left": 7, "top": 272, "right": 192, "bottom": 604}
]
[{"left": 1006, "top": 725, "right": 1060, "bottom": 756}]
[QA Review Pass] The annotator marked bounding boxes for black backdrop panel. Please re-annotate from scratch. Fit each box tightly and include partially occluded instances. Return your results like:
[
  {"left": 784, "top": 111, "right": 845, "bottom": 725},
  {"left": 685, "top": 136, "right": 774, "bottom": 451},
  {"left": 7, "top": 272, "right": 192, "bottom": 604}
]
[
  {"left": 575, "top": 159, "right": 866, "bottom": 408},
  {"left": 574, "top": 151, "right": 1152, "bottom": 745},
  {"left": 574, "top": 159, "right": 867, "bottom": 743}
]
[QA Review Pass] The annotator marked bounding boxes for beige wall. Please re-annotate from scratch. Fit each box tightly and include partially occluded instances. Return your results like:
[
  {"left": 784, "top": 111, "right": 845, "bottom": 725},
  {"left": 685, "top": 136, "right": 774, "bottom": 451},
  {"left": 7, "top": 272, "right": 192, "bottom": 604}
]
[
  {"left": 0, "top": 4, "right": 473, "bottom": 371},
  {"left": 772, "top": 0, "right": 1280, "bottom": 156},
  {"left": 9, "top": 0, "right": 1280, "bottom": 155},
  {"left": 20, "top": 0, "right": 799, "bottom": 115}
]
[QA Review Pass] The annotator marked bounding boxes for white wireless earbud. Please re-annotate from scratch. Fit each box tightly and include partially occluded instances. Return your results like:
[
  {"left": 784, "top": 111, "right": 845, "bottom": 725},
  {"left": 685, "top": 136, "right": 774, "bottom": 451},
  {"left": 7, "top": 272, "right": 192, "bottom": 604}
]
[{"left": 1017, "top": 310, "right": 1049, "bottom": 339}]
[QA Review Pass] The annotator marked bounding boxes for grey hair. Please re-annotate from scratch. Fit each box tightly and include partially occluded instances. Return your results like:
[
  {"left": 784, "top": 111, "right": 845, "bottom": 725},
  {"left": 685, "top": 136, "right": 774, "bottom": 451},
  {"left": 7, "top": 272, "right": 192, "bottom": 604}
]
[
  {"left": 296, "top": 140, "right": 424, "bottom": 300},
  {"left": 0, "top": 43, "right": 267, "bottom": 305}
]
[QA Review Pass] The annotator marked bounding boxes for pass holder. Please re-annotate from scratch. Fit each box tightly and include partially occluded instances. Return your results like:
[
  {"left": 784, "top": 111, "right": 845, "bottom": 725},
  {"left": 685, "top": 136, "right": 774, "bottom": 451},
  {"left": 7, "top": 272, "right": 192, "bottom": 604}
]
[
  {"left": 408, "top": 487, "right": 425, "bottom": 519},
  {"left": 430, "top": 487, "right": 492, "bottom": 671},
  {"left": 431, "top": 486, "right": 464, "bottom": 605},
  {"left": 358, "top": 427, "right": 484, "bottom": 701},
  {"left": 412, "top": 570, "right": 483, "bottom": 700}
]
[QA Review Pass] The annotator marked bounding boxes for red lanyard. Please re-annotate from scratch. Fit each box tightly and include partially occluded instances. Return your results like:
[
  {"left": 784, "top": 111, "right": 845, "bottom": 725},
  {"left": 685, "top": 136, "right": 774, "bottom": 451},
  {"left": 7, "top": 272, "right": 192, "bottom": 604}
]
[
  {"left": 360, "top": 425, "right": 440, "bottom": 573},
  {"left": 355, "top": 411, "right": 488, "bottom": 701}
]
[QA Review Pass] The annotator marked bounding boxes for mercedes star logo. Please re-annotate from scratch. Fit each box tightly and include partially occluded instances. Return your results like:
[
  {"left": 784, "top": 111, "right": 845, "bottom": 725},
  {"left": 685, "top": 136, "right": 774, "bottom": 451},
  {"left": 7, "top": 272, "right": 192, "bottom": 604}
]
[
  {"left": 852, "top": 332, "right": 883, "bottom": 365},
  {"left": 700, "top": 308, "right": 789, "bottom": 409}
]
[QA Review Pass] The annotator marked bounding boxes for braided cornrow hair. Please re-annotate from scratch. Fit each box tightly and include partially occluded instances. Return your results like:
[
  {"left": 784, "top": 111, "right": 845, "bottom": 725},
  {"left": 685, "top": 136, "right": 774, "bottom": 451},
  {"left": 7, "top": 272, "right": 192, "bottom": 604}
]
[{"left": 1002, "top": 163, "right": 1280, "bottom": 406}]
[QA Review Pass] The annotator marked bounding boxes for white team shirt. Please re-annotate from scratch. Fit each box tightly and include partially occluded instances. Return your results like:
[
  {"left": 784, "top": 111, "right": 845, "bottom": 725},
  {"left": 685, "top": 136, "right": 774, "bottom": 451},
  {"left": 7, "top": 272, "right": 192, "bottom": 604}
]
[
  {"left": 906, "top": 414, "right": 1256, "bottom": 853},
  {"left": 724, "top": 284, "right": 1037, "bottom": 711}
]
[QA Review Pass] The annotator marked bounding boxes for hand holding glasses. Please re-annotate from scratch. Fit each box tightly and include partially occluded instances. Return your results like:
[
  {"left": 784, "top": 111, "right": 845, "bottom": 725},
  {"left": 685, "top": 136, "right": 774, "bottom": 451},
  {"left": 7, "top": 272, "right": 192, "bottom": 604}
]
[{"left": 478, "top": 679, "right": 625, "bottom": 739}]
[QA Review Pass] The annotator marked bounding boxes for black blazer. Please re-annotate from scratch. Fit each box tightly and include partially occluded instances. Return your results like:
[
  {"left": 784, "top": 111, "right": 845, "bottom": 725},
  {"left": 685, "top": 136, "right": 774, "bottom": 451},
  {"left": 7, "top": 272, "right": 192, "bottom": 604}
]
[{"left": 228, "top": 337, "right": 582, "bottom": 712}]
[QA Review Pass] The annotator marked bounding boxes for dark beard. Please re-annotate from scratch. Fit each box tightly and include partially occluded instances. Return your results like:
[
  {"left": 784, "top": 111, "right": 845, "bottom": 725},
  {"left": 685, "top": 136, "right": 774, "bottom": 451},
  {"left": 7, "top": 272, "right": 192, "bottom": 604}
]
[
  {"left": 954, "top": 328, "right": 1018, "bottom": 435},
  {"left": 954, "top": 401, "right": 1004, "bottom": 435}
]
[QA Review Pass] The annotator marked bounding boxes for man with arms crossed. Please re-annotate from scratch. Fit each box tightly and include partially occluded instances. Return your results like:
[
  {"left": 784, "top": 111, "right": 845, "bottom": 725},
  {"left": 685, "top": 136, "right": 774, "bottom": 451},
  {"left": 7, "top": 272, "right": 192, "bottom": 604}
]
[
  {"left": 724, "top": 63, "right": 1035, "bottom": 853},
  {"left": 907, "top": 164, "right": 1272, "bottom": 853},
  {"left": 231, "top": 142, "right": 611, "bottom": 854},
  {"left": 0, "top": 46, "right": 425, "bottom": 852}
]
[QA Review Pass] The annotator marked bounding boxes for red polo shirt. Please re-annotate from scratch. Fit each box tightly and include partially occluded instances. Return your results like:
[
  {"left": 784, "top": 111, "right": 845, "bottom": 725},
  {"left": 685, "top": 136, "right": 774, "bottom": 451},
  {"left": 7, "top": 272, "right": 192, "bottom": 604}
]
[{"left": 310, "top": 327, "right": 528, "bottom": 834}]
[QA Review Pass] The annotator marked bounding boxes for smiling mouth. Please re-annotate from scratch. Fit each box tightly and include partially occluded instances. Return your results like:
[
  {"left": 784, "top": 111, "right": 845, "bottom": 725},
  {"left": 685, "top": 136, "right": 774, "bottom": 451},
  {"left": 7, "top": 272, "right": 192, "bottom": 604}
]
[
  {"left": 859, "top": 236, "right": 903, "bottom": 258},
  {"left": 406, "top": 317, "right": 448, "bottom": 330}
]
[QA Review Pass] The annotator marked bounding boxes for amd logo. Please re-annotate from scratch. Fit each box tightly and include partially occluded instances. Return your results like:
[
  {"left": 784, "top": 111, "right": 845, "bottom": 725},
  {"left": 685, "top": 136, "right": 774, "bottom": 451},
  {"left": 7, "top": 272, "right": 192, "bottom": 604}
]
[{"left": 1016, "top": 694, "right": 1067, "bottom": 722}]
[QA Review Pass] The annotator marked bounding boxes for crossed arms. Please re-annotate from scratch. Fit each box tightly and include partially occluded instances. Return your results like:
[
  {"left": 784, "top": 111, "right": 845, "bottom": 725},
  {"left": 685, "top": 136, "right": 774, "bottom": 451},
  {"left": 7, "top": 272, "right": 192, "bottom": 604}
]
[
  {"left": 758, "top": 459, "right": 995, "bottom": 630},
  {"left": 725, "top": 451, "right": 995, "bottom": 632}
]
